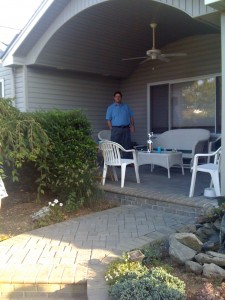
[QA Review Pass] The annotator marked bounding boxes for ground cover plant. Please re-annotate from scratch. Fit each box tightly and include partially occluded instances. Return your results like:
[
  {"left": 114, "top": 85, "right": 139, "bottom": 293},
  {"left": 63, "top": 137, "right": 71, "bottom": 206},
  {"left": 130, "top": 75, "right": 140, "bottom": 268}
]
[{"left": 105, "top": 240, "right": 225, "bottom": 299}]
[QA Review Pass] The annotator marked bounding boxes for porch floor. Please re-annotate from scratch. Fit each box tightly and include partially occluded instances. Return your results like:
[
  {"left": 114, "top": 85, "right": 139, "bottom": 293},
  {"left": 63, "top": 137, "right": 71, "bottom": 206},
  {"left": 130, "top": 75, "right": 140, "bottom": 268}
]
[{"left": 101, "top": 164, "right": 218, "bottom": 218}]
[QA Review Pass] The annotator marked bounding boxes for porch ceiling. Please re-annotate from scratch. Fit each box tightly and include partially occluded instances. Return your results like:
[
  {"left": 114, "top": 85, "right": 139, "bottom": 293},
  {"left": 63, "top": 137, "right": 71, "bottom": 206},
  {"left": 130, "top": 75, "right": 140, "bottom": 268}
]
[{"left": 34, "top": 0, "right": 220, "bottom": 78}]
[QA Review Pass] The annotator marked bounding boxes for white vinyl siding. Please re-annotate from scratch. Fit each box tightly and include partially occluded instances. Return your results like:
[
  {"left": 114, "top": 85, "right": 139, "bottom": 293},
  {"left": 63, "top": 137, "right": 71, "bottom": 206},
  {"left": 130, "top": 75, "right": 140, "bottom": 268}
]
[
  {"left": 26, "top": 67, "right": 119, "bottom": 140},
  {"left": 153, "top": 0, "right": 216, "bottom": 16}
]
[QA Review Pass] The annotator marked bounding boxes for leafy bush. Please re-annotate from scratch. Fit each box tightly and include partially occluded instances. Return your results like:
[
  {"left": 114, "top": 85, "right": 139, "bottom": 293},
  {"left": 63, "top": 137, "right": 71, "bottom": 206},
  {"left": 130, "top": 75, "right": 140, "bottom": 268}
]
[
  {"left": 105, "top": 253, "right": 149, "bottom": 285},
  {"left": 31, "top": 109, "right": 100, "bottom": 209},
  {"left": 0, "top": 99, "right": 101, "bottom": 208}
]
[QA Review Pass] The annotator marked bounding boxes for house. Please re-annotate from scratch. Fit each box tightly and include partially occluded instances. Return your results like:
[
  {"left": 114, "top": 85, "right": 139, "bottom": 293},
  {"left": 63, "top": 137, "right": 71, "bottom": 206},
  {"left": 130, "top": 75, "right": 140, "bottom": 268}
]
[{"left": 0, "top": 0, "right": 224, "bottom": 193}]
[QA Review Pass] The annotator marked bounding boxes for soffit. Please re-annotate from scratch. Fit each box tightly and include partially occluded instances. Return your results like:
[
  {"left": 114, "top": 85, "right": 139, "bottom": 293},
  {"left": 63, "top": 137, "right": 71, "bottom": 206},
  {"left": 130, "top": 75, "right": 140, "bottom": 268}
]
[{"left": 21, "top": 0, "right": 221, "bottom": 78}]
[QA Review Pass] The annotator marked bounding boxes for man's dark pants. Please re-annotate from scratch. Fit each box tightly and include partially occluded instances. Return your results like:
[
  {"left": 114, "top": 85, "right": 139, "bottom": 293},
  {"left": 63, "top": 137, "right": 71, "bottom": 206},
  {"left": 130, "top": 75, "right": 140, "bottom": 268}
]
[{"left": 111, "top": 127, "right": 132, "bottom": 159}]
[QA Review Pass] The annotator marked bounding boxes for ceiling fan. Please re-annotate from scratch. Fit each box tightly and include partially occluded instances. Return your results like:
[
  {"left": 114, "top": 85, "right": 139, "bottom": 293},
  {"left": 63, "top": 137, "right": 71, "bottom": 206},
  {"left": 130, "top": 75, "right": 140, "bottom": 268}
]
[{"left": 122, "top": 23, "right": 187, "bottom": 64}]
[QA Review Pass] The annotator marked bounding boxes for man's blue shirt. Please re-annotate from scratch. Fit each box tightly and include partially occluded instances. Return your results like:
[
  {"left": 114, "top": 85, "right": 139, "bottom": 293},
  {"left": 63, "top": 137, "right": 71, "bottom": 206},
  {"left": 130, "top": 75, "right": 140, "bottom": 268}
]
[{"left": 106, "top": 103, "right": 133, "bottom": 126}]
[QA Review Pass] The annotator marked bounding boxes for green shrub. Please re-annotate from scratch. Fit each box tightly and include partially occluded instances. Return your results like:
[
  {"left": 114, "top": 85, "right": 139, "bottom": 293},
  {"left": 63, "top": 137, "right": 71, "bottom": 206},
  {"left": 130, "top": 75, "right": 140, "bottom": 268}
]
[
  {"left": 31, "top": 109, "right": 100, "bottom": 209},
  {"left": 105, "top": 254, "right": 149, "bottom": 285},
  {"left": 106, "top": 251, "right": 186, "bottom": 300},
  {"left": 109, "top": 274, "right": 186, "bottom": 300},
  {"left": 0, "top": 100, "right": 100, "bottom": 207},
  {"left": 150, "top": 267, "right": 186, "bottom": 293}
]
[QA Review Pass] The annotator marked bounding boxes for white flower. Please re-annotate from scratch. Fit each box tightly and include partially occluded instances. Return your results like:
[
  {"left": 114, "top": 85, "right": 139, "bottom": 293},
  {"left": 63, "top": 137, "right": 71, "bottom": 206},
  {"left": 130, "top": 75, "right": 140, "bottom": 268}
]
[
  {"left": 51, "top": 203, "right": 55, "bottom": 207},
  {"left": 54, "top": 199, "right": 59, "bottom": 204},
  {"left": 48, "top": 202, "right": 52, "bottom": 206},
  {"left": 59, "top": 203, "right": 63, "bottom": 206}
]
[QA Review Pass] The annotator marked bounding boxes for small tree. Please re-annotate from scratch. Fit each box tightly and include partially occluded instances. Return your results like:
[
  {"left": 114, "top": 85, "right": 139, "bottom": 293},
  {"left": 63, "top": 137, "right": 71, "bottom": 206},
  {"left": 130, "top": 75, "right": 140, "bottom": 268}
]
[{"left": 0, "top": 98, "right": 49, "bottom": 198}]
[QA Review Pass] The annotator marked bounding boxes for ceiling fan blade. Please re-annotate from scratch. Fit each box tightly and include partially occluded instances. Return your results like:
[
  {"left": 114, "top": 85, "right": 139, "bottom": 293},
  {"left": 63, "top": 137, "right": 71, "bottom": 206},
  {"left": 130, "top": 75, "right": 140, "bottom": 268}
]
[
  {"left": 139, "top": 57, "right": 152, "bottom": 64},
  {"left": 161, "top": 53, "right": 187, "bottom": 58},
  {"left": 158, "top": 55, "right": 170, "bottom": 62},
  {"left": 122, "top": 56, "right": 147, "bottom": 61}
]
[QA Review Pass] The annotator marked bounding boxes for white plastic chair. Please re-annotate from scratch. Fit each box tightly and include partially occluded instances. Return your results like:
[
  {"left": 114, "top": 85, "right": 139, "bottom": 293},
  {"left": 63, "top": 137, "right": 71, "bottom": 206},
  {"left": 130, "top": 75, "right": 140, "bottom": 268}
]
[
  {"left": 99, "top": 141, "right": 140, "bottom": 188},
  {"left": 98, "top": 130, "right": 111, "bottom": 141},
  {"left": 189, "top": 147, "right": 221, "bottom": 197},
  {"left": 207, "top": 135, "right": 221, "bottom": 163}
]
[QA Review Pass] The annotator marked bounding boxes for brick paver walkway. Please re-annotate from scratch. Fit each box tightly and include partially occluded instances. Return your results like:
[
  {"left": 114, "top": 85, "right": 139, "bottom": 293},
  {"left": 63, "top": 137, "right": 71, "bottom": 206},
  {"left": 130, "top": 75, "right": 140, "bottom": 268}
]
[{"left": 0, "top": 205, "right": 196, "bottom": 299}]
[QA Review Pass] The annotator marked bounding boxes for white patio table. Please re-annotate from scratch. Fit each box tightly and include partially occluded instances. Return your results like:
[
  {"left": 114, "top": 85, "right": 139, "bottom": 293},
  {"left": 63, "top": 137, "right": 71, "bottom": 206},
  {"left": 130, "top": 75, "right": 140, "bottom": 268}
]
[{"left": 136, "top": 150, "right": 184, "bottom": 179}]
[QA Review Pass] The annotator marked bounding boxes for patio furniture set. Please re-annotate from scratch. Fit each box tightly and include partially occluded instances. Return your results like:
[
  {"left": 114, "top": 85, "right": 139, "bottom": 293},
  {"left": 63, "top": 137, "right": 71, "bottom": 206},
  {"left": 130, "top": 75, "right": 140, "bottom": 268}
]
[{"left": 98, "top": 129, "right": 221, "bottom": 198}]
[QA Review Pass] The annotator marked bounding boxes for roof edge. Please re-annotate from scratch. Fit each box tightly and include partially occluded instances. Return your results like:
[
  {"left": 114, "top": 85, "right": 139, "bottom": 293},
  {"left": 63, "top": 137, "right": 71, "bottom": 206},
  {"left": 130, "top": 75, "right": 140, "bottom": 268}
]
[{"left": 1, "top": 0, "right": 54, "bottom": 65}]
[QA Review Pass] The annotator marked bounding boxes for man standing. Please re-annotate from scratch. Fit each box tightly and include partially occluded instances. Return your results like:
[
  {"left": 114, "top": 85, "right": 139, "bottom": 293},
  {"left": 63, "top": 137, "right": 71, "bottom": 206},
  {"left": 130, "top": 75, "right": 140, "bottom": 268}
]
[{"left": 106, "top": 91, "right": 135, "bottom": 156}]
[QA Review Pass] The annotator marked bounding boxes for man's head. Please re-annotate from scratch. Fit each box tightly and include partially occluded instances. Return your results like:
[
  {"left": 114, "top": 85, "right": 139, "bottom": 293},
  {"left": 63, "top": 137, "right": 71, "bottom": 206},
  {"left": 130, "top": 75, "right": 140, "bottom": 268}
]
[{"left": 114, "top": 91, "right": 122, "bottom": 104}]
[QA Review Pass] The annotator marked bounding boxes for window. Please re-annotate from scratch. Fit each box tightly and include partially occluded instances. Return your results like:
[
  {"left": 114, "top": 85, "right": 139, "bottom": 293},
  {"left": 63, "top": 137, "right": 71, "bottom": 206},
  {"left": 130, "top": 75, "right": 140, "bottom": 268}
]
[
  {"left": 149, "top": 75, "right": 221, "bottom": 134},
  {"left": 171, "top": 78, "right": 216, "bottom": 130},
  {"left": 0, "top": 79, "right": 4, "bottom": 98}
]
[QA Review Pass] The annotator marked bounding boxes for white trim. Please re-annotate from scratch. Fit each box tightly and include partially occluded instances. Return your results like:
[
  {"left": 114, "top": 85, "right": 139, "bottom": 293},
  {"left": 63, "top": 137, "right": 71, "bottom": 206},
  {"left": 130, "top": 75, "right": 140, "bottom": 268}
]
[
  {"left": 146, "top": 84, "right": 150, "bottom": 134},
  {"left": 168, "top": 85, "right": 171, "bottom": 130},
  {"left": 2, "top": 0, "right": 54, "bottom": 66},
  {"left": 0, "top": 79, "right": 4, "bottom": 97},
  {"left": 10, "top": 68, "right": 16, "bottom": 99},
  {"left": 23, "top": 66, "right": 28, "bottom": 111},
  {"left": 147, "top": 73, "right": 221, "bottom": 88},
  {"left": 221, "top": 12, "right": 225, "bottom": 196}
]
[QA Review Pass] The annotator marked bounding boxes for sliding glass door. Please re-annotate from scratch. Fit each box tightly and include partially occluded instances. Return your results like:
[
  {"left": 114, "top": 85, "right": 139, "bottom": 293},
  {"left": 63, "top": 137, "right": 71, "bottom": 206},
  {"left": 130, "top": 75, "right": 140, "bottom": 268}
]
[{"left": 149, "top": 75, "right": 220, "bottom": 134}]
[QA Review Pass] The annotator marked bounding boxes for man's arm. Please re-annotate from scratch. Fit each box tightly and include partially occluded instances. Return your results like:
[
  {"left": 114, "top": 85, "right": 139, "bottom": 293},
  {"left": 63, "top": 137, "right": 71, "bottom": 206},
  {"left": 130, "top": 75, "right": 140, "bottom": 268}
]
[
  {"left": 130, "top": 116, "right": 135, "bottom": 133},
  {"left": 107, "top": 120, "right": 112, "bottom": 130}
]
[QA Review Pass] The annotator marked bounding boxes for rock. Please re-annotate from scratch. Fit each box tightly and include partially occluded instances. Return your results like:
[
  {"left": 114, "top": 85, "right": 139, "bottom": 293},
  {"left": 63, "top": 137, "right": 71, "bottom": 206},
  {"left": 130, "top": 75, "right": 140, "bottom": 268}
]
[
  {"left": 174, "top": 232, "right": 203, "bottom": 252},
  {"left": 176, "top": 224, "right": 197, "bottom": 234},
  {"left": 202, "top": 240, "right": 220, "bottom": 252},
  {"left": 197, "top": 205, "right": 217, "bottom": 224},
  {"left": 213, "top": 218, "right": 222, "bottom": 231},
  {"left": 202, "top": 263, "right": 225, "bottom": 279},
  {"left": 196, "top": 224, "right": 219, "bottom": 243},
  {"left": 206, "top": 251, "right": 225, "bottom": 267},
  {"left": 195, "top": 253, "right": 213, "bottom": 264},
  {"left": 195, "top": 224, "right": 203, "bottom": 229},
  {"left": 169, "top": 234, "right": 197, "bottom": 265},
  {"left": 185, "top": 261, "right": 203, "bottom": 275},
  {"left": 196, "top": 215, "right": 212, "bottom": 224},
  {"left": 201, "top": 232, "right": 220, "bottom": 252},
  {"left": 219, "top": 214, "right": 225, "bottom": 253},
  {"left": 195, "top": 251, "right": 225, "bottom": 267},
  {"left": 218, "top": 244, "right": 225, "bottom": 254},
  {"left": 31, "top": 206, "right": 50, "bottom": 221}
]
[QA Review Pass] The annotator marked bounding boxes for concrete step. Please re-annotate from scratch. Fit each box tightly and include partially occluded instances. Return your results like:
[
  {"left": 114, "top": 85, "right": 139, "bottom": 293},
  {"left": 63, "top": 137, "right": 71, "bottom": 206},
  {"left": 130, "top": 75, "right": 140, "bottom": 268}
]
[{"left": 0, "top": 283, "right": 87, "bottom": 299}]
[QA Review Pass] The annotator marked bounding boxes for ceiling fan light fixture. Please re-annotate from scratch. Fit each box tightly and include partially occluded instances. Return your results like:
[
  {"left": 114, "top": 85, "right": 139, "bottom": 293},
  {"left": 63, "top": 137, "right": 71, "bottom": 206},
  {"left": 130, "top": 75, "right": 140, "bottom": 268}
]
[
  {"left": 146, "top": 49, "right": 160, "bottom": 60},
  {"left": 122, "top": 22, "right": 187, "bottom": 64}
]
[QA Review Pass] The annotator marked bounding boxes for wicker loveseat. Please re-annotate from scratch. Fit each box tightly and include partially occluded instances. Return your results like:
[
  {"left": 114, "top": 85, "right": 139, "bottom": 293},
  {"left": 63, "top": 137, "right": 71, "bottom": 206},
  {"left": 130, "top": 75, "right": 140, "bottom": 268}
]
[{"left": 152, "top": 129, "right": 210, "bottom": 166}]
